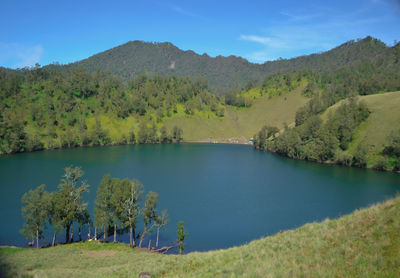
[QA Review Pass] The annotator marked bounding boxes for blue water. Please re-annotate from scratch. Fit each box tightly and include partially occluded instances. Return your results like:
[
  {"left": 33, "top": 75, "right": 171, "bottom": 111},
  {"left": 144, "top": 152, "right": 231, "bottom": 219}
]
[{"left": 0, "top": 144, "right": 399, "bottom": 252}]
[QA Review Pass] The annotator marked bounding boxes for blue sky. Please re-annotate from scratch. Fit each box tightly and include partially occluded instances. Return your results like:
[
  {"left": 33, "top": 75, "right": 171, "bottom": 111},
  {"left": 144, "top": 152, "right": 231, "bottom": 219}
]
[{"left": 1, "top": 0, "right": 399, "bottom": 68}]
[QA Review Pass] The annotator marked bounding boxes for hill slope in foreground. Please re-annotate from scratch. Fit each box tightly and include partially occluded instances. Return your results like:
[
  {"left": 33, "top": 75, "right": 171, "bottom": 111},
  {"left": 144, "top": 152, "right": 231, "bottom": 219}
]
[{"left": 1, "top": 196, "right": 399, "bottom": 277}]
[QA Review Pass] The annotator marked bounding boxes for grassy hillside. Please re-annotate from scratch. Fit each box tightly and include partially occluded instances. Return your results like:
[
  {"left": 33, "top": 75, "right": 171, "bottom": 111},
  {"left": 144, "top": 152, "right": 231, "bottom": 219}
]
[
  {"left": 164, "top": 86, "right": 308, "bottom": 142},
  {"left": 2, "top": 196, "right": 399, "bottom": 277},
  {"left": 322, "top": 91, "right": 400, "bottom": 164}
]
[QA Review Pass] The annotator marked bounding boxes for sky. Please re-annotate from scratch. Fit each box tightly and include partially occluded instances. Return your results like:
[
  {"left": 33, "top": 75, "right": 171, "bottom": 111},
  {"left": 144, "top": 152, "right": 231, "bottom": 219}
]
[{"left": 1, "top": 0, "right": 399, "bottom": 68}]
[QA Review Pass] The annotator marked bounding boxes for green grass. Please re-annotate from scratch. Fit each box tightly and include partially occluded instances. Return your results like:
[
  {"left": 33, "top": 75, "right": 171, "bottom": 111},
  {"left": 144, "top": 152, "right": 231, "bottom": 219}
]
[
  {"left": 322, "top": 91, "right": 400, "bottom": 164},
  {"left": 164, "top": 87, "right": 308, "bottom": 142},
  {"left": 2, "top": 196, "right": 400, "bottom": 277}
]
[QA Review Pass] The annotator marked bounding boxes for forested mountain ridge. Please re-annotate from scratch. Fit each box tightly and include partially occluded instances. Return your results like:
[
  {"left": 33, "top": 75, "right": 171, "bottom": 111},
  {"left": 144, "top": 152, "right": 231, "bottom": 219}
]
[
  {"left": 50, "top": 41, "right": 264, "bottom": 94},
  {"left": 261, "top": 36, "right": 392, "bottom": 74},
  {"left": 43, "top": 36, "right": 398, "bottom": 93}
]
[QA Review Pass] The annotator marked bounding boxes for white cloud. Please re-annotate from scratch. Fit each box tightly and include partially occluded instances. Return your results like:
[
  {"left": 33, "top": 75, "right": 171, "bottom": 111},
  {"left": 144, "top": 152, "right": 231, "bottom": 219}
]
[
  {"left": 239, "top": 4, "right": 389, "bottom": 63},
  {"left": 0, "top": 42, "right": 43, "bottom": 68}
]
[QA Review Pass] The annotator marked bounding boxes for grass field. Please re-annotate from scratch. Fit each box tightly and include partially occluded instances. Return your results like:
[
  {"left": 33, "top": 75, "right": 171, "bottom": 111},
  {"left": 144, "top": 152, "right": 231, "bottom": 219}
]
[
  {"left": 164, "top": 87, "right": 308, "bottom": 142},
  {"left": 1, "top": 196, "right": 399, "bottom": 277},
  {"left": 322, "top": 91, "right": 400, "bottom": 163}
]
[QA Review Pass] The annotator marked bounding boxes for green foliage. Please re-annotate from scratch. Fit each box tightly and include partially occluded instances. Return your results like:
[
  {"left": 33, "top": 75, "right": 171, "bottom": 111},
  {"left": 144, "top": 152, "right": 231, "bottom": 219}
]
[
  {"left": 253, "top": 125, "right": 279, "bottom": 149},
  {"left": 352, "top": 143, "right": 368, "bottom": 168},
  {"left": 0, "top": 67, "right": 219, "bottom": 154},
  {"left": 57, "top": 166, "right": 89, "bottom": 243},
  {"left": 139, "top": 192, "right": 159, "bottom": 248},
  {"left": 260, "top": 100, "right": 370, "bottom": 164},
  {"left": 383, "top": 129, "right": 400, "bottom": 158},
  {"left": 172, "top": 126, "right": 183, "bottom": 143},
  {"left": 373, "top": 157, "right": 389, "bottom": 171},
  {"left": 20, "top": 184, "right": 49, "bottom": 248},
  {"left": 177, "top": 221, "right": 188, "bottom": 255},
  {"left": 335, "top": 152, "right": 353, "bottom": 166}
]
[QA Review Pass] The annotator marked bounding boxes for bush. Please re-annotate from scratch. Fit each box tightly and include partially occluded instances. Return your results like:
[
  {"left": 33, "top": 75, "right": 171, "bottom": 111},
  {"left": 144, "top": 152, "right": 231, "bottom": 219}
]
[
  {"left": 373, "top": 157, "right": 388, "bottom": 171},
  {"left": 336, "top": 152, "right": 353, "bottom": 166},
  {"left": 352, "top": 144, "right": 368, "bottom": 168}
]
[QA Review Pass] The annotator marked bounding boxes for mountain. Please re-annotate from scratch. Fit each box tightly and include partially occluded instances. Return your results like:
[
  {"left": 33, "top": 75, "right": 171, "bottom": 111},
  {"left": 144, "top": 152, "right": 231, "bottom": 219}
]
[
  {"left": 56, "top": 41, "right": 265, "bottom": 94},
  {"left": 46, "top": 36, "right": 394, "bottom": 93}
]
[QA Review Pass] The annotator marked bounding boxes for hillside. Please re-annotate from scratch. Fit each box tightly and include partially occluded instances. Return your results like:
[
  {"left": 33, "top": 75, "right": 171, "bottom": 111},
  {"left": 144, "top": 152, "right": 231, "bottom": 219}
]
[
  {"left": 44, "top": 36, "right": 397, "bottom": 93},
  {"left": 1, "top": 196, "right": 399, "bottom": 277},
  {"left": 164, "top": 86, "right": 308, "bottom": 142},
  {"left": 55, "top": 41, "right": 265, "bottom": 94},
  {"left": 322, "top": 91, "right": 400, "bottom": 163}
]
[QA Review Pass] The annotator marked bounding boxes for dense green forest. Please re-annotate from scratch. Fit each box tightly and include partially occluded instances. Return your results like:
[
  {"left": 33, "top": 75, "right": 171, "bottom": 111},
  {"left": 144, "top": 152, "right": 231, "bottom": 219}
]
[
  {"left": 44, "top": 36, "right": 398, "bottom": 93},
  {"left": 0, "top": 66, "right": 223, "bottom": 154}
]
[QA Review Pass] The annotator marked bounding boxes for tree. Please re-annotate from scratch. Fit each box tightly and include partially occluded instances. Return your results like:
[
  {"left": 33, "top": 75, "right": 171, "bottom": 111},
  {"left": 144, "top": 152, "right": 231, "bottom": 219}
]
[
  {"left": 48, "top": 192, "right": 64, "bottom": 246},
  {"left": 139, "top": 192, "right": 158, "bottom": 248},
  {"left": 58, "top": 166, "right": 89, "bottom": 243},
  {"left": 383, "top": 129, "right": 400, "bottom": 158},
  {"left": 94, "top": 174, "right": 112, "bottom": 241},
  {"left": 177, "top": 221, "right": 188, "bottom": 254},
  {"left": 120, "top": 179, "right": 144, "bottom": 248},
  {"left": 155, "top": 209, "right": 169, "bottom": 249},
  {"left": 77, "top": 208, "right": 90, "bottom": 241},
  {"left": 138, "top": 122, "right": 148, "bottom": 144},
  {"left": 109, "top": 177, "right": 124, "bottom": 243},
  {"left": 352, "top": 143, "right": 368, "bottom": 168},
  {"left": 160, "top": 126, "right": 171, "bottom": 143},
  {"left": 172, "top": 126, "right": 183, "bottom": 143},
  {"left": 21, "top": 184, "right": 49, "bottom": 248}
]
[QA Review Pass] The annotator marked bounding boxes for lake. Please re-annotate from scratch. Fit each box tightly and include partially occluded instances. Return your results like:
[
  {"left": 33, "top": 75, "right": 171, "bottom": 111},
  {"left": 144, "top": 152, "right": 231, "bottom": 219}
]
[{"left": 0, "top": 144, "right": 399, "bottom": 252}]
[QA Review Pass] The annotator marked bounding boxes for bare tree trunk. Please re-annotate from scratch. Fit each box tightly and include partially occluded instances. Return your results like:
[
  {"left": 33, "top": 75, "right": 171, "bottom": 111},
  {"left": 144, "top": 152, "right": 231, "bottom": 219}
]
[
  {"left": 103, "top": 225, "right": 107, "bottom": 241},
  {"left": 52, "top": 231, "right": 56, "bottom": 247},
  {"left": 88, "top": 222, "right": 91, "bottom": 240},
  {"left": 70, "top": 222, "right": 74, "bottom": 243},
  {"left": 36, "top": 226, "right": 39, "bottom": 249},
  {"left": 79, "top": 226, "right": 82, "bottom": 241},
  {"left": 139, "top": 226, "right": 147, "bottom": 248},
  {"left": 94, "top": 227, "right": 97, "bottom": 241},
  {"left": 148, "top": 240, "right": 151, "bottom": 250},
  {"left": 113, "top": 223, "right": 117, "bottom": 243},
  {"left": 66, "top": 223, "right": 70, "bottom": 244},
  {"left": 130, "top": 224, "right": 133, "bottom": 248},
  {"left": 156, "top": 227, "right": 160, "bottom": 249}
]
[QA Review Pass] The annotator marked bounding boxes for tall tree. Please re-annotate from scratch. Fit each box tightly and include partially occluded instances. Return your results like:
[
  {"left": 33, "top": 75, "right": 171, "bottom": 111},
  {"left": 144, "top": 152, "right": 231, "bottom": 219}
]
[
  {"left": 58, "top": 166, "right": 89, "bottom": 243},
  {"left": 172, "top": 126, "right": 183, "bottom": 143},
  {"left": 120, "top": 179, "right": 144, "bottom": 248},
  {"left": 94, "top": 174, "right": 112, "bottom": 241},
  {"left": 139, "top": 192, "right": 158, "bottom": 248},
  {"left": 155, "top": 209, "right": 169, "bottom": 249},
  {"left": 20, "top": 184, "right": 50, "bottom": 248},
  {"left": 48, "top": 192, "right": 64, "bottom": 246}
]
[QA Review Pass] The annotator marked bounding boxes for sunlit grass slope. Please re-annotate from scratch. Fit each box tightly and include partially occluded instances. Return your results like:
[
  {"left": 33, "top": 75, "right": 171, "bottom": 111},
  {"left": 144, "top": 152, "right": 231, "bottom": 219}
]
[
  {"left": 2, "top": 196, "right": 399, "bottom": 277},
  {"left": 164, "top": 87, "right": 308, "bottom": 141},
  {"left": 322, "top": 91, "right": 400, "bottom": 162}
]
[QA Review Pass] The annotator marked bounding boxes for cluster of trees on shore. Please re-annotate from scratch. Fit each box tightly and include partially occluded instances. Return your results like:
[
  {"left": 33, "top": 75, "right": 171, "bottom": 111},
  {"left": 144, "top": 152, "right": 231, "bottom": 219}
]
[
  {"left": 254, "top": 98, "right": 400, "bottom": 171},
  {"left": 20, "top": 166, "right": 188, "bottom": 253},
  {"left": 254, "top": 99, "right": 370, "bottom": 163},
  {"left": 0, "top": 65, "right": 221, "bottom": 154}
]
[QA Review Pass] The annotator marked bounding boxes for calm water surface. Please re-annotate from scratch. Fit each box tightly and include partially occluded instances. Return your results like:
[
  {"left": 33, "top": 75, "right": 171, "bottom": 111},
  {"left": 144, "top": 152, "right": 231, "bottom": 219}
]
[{"left": 0, "top": 144, "right": 399, "bottom": 252}]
